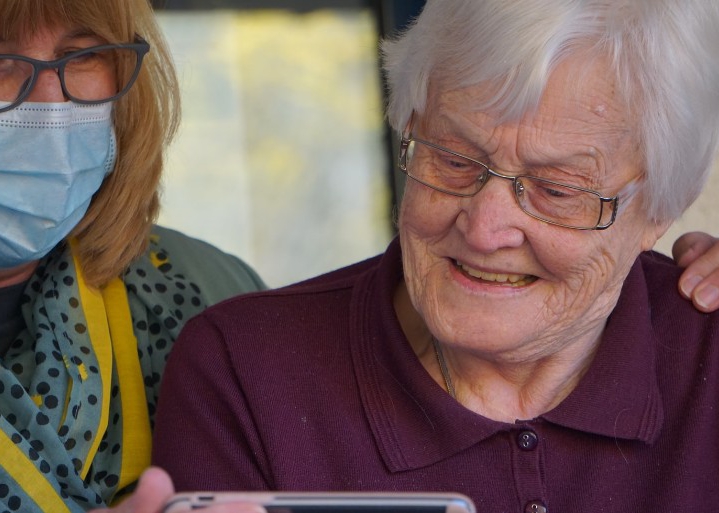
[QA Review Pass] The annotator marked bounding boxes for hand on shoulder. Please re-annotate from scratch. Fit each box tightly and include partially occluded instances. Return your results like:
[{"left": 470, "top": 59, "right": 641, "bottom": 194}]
[{"left": 673, "top": 232, "right": 719, "bottom": 312}]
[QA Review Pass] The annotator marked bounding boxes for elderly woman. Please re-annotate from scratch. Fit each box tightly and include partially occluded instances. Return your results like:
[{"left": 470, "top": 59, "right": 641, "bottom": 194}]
[
  {"left": 0, "top": 1, "right": 264, "bottom": 512},
  {"left": 152, "top": 0, "right": 719, "bottom": 511}
]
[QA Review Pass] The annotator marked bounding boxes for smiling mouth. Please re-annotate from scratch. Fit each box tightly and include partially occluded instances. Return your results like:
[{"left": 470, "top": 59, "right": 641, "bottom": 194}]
[{"left": 456, "top": 261, "right": 539, "bottom": 287}]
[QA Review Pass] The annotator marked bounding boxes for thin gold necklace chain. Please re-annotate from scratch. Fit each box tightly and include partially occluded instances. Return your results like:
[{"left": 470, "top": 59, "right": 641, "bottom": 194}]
[{"left": 432, "top": 337, "right": 457, "bottom": 399}]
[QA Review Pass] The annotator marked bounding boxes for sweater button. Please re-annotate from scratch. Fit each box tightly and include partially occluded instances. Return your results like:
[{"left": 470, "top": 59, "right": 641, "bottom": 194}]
[
  {"left": 517, "top": 429, "right": 539, "bottom": 450},
  {"left": 525, "top": 500, "right": 547, "bottom": 513}
]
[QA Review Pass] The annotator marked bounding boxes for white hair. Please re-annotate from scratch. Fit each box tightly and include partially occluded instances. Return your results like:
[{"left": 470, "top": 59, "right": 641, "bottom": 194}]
[{"left": 382, "top": 0, "right": 719, "bottom": 222}]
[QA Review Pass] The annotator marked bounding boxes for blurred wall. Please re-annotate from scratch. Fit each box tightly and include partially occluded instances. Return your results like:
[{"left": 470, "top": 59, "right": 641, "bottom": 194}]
[{"left": 156, "top": 10, "right": 392, "bottom": 287}]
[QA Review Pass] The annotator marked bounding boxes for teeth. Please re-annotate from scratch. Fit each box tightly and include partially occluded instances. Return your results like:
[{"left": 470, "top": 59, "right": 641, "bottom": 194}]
[{"left": 458, "top": 262, "right": 536, "bottom": 286}]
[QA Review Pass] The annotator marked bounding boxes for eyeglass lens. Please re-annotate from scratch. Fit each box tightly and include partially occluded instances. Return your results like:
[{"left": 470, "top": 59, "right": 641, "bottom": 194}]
[
  {"left": 0, "top": 47, "right": 139, "bottom": 105},
  {"left": 514, "top": 176, "right": 605, "bottom": 227},
  {"left": 403, "top": 138, "right": 611, "bottom": 229}
]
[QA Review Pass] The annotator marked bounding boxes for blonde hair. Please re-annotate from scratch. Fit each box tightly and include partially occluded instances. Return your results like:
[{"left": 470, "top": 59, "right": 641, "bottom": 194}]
[
  {"left": 0, "top": 0, "right": 181, "bottom": 287},
  {"left": 383, "top": 0, "right": 719, "bottom": 223}
]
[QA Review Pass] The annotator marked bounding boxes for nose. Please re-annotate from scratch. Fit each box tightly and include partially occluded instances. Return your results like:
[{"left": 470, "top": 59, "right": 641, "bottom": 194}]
[
  {"left": 24, "top": 68, "right": 66, "bottom": 103},
  {"left": 457, "top": 173, "right": 527, "bottom": 253}
]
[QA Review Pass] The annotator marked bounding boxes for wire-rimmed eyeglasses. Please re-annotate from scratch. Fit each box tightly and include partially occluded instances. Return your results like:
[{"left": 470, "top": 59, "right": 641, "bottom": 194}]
[
  {"left": 399, "top": 132, "right": 637, "bottom": 230},
  {"left": 0, "top": 35, "right": 150, "bottom": 113}
]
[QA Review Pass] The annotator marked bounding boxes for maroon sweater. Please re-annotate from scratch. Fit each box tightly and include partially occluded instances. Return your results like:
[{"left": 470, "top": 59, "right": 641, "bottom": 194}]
[{"left": 153, "top": 239, "right": 719, "bottom": 512}]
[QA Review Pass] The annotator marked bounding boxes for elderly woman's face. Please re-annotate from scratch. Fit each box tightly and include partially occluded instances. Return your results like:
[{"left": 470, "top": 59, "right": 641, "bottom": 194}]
[{"left": 399, "top": 54, "right": 667, "bottom": 359}]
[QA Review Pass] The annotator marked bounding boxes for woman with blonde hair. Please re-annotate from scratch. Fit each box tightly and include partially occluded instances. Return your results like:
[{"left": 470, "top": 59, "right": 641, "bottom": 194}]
[{"left": 0, "top": 0, "right": 263, "bottom": 511}]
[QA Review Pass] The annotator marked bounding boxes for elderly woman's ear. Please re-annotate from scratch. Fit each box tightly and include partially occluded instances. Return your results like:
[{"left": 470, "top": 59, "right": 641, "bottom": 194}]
[
  {"left": 674, "top": 232, "right": 719, "bottom": 312},
  {"left": 642, "top": 220, "right": 672, "bottom": 252}
]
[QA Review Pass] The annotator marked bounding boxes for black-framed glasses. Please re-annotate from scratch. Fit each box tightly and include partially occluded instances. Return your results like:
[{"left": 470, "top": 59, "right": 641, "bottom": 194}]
[
  {"left": 0, "top": 35, "right": 150, "bottom": 113},
  {"left": 398, "top": 133, "right": 638, "bottom": 231}
]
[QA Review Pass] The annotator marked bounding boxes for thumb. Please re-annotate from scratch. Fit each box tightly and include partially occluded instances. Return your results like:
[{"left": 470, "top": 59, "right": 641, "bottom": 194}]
[{"left": 112, "top": 467, "right": 176, "bottom": 513}]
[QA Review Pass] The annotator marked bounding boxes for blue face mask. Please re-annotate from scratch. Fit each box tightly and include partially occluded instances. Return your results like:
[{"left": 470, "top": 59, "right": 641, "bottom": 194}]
[{"left": 0, "top": 101, "right": 116, "bottom": 269}]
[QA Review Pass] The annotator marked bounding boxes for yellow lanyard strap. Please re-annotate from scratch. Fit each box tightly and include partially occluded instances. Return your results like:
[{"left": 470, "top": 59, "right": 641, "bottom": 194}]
[{"left": 73, "top": 245, "right": 151, "bottom": 491}]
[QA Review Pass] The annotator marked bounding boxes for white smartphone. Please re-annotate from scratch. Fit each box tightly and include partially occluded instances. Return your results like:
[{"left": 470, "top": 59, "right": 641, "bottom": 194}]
[{"left": 161, "top": 491, "right": 476, "bottom": 513}]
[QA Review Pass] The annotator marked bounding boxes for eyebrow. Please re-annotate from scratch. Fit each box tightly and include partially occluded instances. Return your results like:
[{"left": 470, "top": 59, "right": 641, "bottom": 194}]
[
  {"left": 65, "top": 27, "right": 100, "bottom": 38},
  {"left": 0, "top": 28, "right": 105, "bottom": 48},
  {"left": 424, "top": 114, "right": 495, "bottom": 155},
  {"left": 61, "top": 28, "right": 107, "bottom": 43}
]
